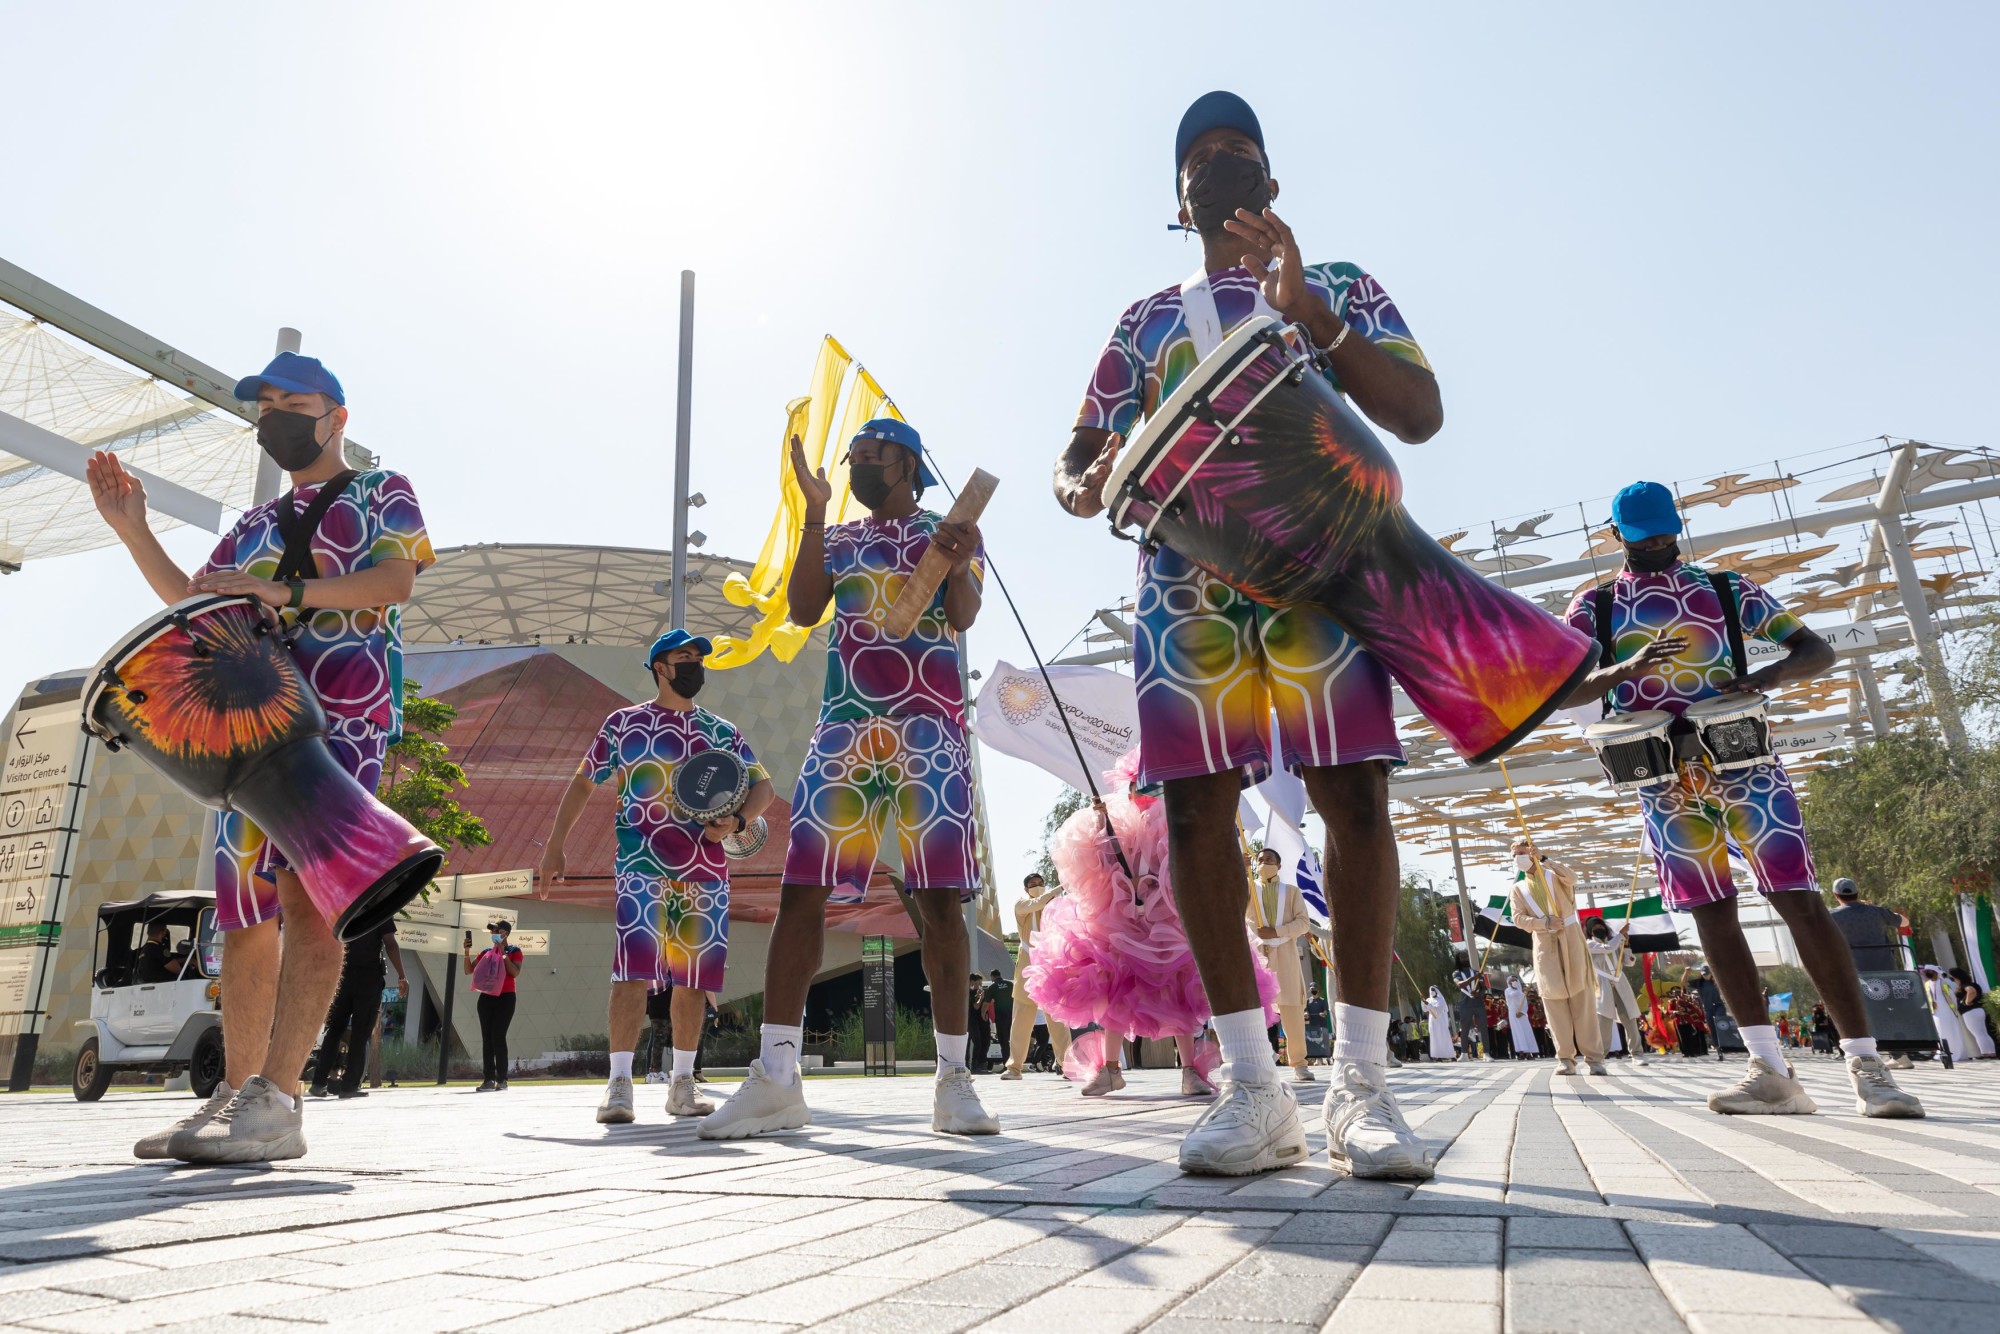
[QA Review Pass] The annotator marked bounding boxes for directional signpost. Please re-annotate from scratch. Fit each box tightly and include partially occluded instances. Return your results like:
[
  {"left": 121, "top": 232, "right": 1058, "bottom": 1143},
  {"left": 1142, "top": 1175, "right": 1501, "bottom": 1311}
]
[{"left": 2, "top": 702, "right": 91, "bottom": 1092}]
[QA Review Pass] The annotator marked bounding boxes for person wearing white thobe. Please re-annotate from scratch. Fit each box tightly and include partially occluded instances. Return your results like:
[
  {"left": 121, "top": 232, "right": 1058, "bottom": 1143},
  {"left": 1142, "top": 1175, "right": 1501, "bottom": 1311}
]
[
  {"left": 1923, "top": 966, "right": 1973, "bottom": 1063},
  {"left": 1587, "top": 917, "right": 1650, "bottom": 1066},
  {"left": 1423, "top": 987, "right": 1455, "bottom": 1060},
  {"left": 1505, "top": 978, "right": 1537, "bottom": 1058}
]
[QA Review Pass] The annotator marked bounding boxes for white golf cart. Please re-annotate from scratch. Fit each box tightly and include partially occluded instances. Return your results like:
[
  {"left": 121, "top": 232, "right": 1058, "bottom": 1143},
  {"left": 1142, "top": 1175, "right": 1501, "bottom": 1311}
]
[{"left": 72, "top": 890, "right": 225, "bottom": 1101}]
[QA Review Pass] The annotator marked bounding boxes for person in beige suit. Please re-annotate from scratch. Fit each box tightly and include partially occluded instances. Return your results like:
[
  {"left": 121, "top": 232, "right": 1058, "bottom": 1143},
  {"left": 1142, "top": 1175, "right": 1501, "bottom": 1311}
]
[
  {"left": 1509, "top": 839, "right": 1605, "bottom": 1075},
  {"left": 1002, "top": 872, "right": 1071, "bottom": 1079},
  {"left": 1250, "top": 848, "right": 1315, "bottom": 1083}
]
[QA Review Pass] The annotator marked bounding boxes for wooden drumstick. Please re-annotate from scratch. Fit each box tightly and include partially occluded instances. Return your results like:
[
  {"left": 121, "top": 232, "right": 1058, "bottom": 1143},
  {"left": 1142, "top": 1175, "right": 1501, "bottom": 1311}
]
[{"left": 883, "top": 468, "right": 999, "bottom": 639}]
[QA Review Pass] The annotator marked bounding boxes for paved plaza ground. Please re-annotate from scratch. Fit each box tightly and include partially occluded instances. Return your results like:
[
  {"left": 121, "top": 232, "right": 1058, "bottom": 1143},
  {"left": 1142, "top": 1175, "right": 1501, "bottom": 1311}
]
[{"left": 2, "top": 1056, "right": 1998, "bottom": 1333}]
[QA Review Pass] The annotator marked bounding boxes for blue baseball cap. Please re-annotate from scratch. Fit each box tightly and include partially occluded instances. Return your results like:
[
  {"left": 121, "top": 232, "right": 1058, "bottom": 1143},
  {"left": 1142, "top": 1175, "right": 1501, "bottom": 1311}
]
[
  {"left": 1609, "top": 481, "right": 1683, "bottom": 541},
  {"left": 851, "top": 417, "right": 940, "bottom": 489},
  {"left": 644, "top": 628, "right": 713, "bottom": 667},
  {"left": 1175, "top": 91, "right": 1266, "bottom": 182},
  {"left": 233, "top": 352, "right": 345, "bottom": 406}
]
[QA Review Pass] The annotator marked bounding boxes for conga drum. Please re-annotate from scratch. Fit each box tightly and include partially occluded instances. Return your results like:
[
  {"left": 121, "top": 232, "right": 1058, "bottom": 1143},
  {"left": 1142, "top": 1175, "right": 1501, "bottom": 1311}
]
[
  {"left": 1103, "top": 316, "right": 1595, "bottom": 762},
  {"left": 82, "top": 595, "right": 443, "bottom": 942}
]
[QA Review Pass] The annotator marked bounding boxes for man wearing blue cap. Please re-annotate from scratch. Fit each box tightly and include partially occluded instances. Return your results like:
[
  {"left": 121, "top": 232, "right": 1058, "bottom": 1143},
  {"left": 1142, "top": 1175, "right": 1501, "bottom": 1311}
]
[
  {"left": 537, "top": 628, "right": 772, "bottom": 1123},
  {"left": 1053, "top": 92, "right": 1446, "bottom": 1178},
  {"left": 703, "top": 417, "right": 999, "bottom": 1140},
  {"left": 1558, "top": 481, "right": 1920, "bottom": 1118},
  {"left": 87, "top": 351, "right": 434, "bottom": 1161}
]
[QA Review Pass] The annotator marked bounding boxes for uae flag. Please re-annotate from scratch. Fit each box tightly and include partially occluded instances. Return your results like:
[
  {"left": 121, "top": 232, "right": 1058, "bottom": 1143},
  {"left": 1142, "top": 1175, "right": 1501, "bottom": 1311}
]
[
  {"left": 1475, "top": 893, "right": 1680, "bottom": 954},
  {"left": 1581, "top": 895, "right": 1680, "bottom": 954}
]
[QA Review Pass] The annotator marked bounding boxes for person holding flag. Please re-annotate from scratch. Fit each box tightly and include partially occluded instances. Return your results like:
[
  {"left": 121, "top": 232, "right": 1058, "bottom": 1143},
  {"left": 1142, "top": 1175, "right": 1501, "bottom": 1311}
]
[{"left": 1509, "top": 839, "right": 1604, "bottom": 1075}]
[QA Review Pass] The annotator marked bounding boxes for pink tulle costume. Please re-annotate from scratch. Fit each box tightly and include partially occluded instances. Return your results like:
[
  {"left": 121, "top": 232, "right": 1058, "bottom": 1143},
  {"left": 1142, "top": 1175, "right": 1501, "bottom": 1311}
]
[{"left": 1022, "top": 752, "right": 1278, "bottom": 1076}]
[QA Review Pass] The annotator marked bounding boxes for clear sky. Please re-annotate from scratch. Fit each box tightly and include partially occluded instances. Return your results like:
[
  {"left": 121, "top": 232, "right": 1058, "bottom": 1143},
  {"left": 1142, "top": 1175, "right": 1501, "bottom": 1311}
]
[{"left": 5, "top": 3, "right": 1997, "bottom": 921}]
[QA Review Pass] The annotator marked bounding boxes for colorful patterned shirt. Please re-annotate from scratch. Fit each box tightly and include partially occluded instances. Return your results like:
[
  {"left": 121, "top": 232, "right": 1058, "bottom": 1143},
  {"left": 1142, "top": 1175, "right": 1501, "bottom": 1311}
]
[
  {"left": 1563, "top": 564, "right": 1805, "bottom": 716},
  {"left": 196, "top": 469, "right": 433, "bottom": 732},
  {"left": 819, "top": 512, "right": 983, "bottom": 725},
  {"left": 581, "top": 702, "right": 768, "bottom": 882},
  {"left": 1076, "top": 262, "right": 1430, "bottom": 436}
]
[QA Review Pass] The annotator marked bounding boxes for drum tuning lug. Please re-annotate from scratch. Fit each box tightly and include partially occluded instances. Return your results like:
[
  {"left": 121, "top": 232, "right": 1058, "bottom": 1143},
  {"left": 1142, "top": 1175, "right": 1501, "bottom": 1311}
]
[
  {"left": 126, "top": 689, "right": 148, "bottom": 705},
  {"left": 1227, "top": 432, "right": 1243, "bottom": 447}
]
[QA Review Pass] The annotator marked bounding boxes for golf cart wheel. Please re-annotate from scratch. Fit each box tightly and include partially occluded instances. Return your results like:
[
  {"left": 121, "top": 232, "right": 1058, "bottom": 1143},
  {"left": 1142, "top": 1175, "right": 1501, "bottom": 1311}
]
[
  {"left": 73, "top": 1038, "right": 112, "bottom": 1102},
  {"left": 189, "top": 1028, "right": 226, "bottom": 1098}
]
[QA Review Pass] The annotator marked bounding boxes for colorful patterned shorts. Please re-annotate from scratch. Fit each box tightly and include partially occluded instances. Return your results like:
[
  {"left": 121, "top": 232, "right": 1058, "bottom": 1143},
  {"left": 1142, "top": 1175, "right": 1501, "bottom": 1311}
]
[
  {"left": 1133, "top": 549, "right": 1404, "bottom": 788},
  {"left": 783, "top": 714, "right": 980, "bottom": 900},
  {"left": 214, "top": 716, "right": 387, "bottom": 933},
  {"left": 612, "top": 869, "right": 729, "bottom": 992},
  {"left": 1639, "top": 758, "right": 1816, "bottom": 911}
]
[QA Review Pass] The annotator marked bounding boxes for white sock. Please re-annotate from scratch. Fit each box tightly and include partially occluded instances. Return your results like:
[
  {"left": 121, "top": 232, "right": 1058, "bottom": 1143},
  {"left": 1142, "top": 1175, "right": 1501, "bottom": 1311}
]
[
  {"left": 1332, "top": 1003, "right": 1391, "bottom": 1071},
  {"left": 936, "top": 1031, "right": 969, "bottom": 1072},
  {"left": 760, "top": 1024, "right": 803, "bottom": 1085},
  {"left": 1740, "top": 1024, "right": 1784, "bottom": 1068},
  {"left": 1839, "top": 1036, "right": 1879, "bottom": 1060},
  {"left": 672, "top": 1048, "right": 696, "bottom": 1078},
  {"left": 269, "top": 1088, "right": 296, "bottom": 1112},
  {"left": 1212, "top": 1008, "right": 1279, "bottom": 1084},
  {"left": 609, "top": 1051, "right": 634, "bottom": 1080}
]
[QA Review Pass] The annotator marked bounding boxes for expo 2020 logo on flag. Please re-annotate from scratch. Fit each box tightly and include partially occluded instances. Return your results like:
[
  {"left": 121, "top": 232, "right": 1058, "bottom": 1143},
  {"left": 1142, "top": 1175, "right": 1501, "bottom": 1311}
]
[{"left": 995, "top": 674, "right": 1050, "bottom": 725}]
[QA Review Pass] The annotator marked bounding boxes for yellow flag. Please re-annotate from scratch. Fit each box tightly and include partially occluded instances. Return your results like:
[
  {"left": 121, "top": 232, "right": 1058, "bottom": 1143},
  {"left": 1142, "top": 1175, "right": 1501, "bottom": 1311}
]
[{"left": 710, "top": 339, "right": 903, "bottom": 668}]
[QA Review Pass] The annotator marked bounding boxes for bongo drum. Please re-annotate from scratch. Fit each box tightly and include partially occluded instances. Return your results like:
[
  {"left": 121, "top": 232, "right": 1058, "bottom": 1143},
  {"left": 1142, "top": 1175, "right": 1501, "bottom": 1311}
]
[
  {"left": 1683, "top": 693, "right": 1774, "bottom": 771},
  {"left": 670, "top": 749, "right": 750, "bottom": 825},
  {"left": 1103, "top": 316, "right": 1594, "bottom": 762},
  {"left": 1582, "top": 710, "right": 1676, "bottom": 792},
  {"left": 722, "top": 816, "right": 769, "bottom": 861},
  {"left": 82, "top": 596, "right": 443, "bottom": 943}
]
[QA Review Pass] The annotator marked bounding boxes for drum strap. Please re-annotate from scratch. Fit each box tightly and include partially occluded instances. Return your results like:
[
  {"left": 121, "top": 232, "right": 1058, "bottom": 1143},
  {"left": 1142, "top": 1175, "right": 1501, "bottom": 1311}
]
[
  {"left": 1180, "top": 267, "right": 1278, "bottom": 360},
  {"left": 1706, "top": 569, "right": 1748, "bottom": 679},
  {"left": 273, "top": 470, "right": 360, "bottom": 584}
]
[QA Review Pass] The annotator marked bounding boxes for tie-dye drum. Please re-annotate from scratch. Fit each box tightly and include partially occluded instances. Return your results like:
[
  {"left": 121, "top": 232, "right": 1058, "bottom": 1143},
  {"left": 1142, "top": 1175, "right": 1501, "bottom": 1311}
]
[
  {"left": 1101, "top": 315, "right": 1594, "bottom": 763},
  {"left": 82, "top": 595, "right": 442, "bottom": 942}
]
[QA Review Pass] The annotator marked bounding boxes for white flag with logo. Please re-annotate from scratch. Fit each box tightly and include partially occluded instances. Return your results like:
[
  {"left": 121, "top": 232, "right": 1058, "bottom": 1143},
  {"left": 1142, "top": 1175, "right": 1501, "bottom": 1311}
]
[{"left": 970, "top": 661, "right": 1139, "bottom": 793}]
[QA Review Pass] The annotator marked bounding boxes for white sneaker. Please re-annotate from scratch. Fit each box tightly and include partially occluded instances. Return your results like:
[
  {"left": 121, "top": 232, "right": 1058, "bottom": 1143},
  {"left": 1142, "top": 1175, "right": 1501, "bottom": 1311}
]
[
  {"left": 999, "top": 1068, "right": 1023, "bottom": 1081},
  {"left": 1292, "top": 1064, "right": 1317, "bottom": 1083},
  {"left": 933, "top": 1066, "right": 1001, "bottom": 1135},
  {"left": 171, "top": 1076, "right": 305, "bottom": 1163},
  {"left": 1586, "top": 1061, "right": 1608, "bottom": 1076},
  {"left": 1180, "top": 1066, "right": 1217, "bottom": 1098},
  {"left": 1556, "top": 1059, "right": 1577, "bottom": 1076},
  {"left": 1708, "top": 1057, "right": 1818, "bottom": 1115},
  {"left": 666, "top": 1073, "right": 714, "bottom": 1117},
  {"left": 1177, "top": 1076, "right": 1308, "bottom": 1176},
  {"left": 697, "top": 1060, "right": 810, "bottom": 1140},
  {"left": 1848, "top": 1054, "right": 1924, "bottom": 1118},
  {"left": 596, "top": 1075, "right": 636, "bottom": 1124},
  {"left": 1632, "top": 1055, "right": 1651, "bottom": 1067},
  {"left": 1322, "top": 1063, "right": 1434, "bottom": 1180},
  {"left": 1887, "top": 1053, "right": 1913, "bottom": 1070},
  {"left": 136, "top": 1084, "right": 232, "bottom": 1160},
  {"left": 645, "top": 1071, "right": 668, "bottom": 1085}
]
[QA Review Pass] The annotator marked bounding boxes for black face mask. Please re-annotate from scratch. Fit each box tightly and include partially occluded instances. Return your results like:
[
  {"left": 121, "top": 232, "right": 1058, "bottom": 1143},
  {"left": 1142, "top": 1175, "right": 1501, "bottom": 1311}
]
[
  {"left": 1184, "top": 150, "right": 1273, "bottom": 236},
  {"left": 665, "top": 662, "right": 705, "bottom": 699},
  {"left": 256, "top": 407, "right": 330, "bottom": 471},
  {"left": 1625, "top": 540, "right": 1681, "bottom": 573},
  {"left": 849, "top": 460, "right": 906, "bottom": 510}
]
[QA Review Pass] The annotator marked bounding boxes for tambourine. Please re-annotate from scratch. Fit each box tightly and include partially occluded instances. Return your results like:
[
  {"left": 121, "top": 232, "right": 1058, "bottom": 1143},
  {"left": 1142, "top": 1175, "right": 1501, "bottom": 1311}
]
[{"left": 670, "top": 750, "right": 751, "bottom": 824}]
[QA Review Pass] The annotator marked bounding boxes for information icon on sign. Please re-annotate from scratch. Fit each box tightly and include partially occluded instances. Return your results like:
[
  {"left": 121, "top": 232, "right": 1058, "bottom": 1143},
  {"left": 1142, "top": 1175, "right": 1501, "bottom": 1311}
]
[{"left": 3, "top": 798, "right": 23, "bottom": 830}]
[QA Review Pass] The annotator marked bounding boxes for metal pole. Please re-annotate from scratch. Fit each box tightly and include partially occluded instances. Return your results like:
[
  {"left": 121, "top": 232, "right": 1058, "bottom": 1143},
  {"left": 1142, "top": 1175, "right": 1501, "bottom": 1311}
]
[
  {"left": 250, "top": 327, "right": 302, "bottom": 506},
  {"left": 1877, "top": 443, "right": 1970, "bottom": 753},
  {"left": 1447, "top": 826, "right": 1492, "bottom": 1057},
  {"left": 437, "top": 955, "right": 456, "bottom": 1085},
  {"left": 670, "top": 272, "right": 695, "bottom": 628}
]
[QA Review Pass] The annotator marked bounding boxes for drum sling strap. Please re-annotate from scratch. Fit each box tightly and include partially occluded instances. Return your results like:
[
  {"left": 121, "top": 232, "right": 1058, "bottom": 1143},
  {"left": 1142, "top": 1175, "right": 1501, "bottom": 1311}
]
[
  {"left": 1590, "top": 570, "right": 1746, "bottom": 727},
  {"left": 273, "top": 469, "right": 359, "bottom": 585}
]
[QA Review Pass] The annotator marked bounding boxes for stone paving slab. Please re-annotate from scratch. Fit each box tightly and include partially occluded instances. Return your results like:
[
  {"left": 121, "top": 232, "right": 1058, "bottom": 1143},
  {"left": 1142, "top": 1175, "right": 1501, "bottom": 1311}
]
[{"left": 2, "top": 1056, "right": 1999, "bottom": 1331}]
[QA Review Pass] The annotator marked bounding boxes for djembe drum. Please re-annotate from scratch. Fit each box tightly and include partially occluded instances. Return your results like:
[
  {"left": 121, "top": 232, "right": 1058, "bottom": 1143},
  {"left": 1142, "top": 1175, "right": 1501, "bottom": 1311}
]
[
  {"left": 1103, "top": 316, "right": 1595, "bottom": 762},
  {"left": 83, "top": 595, "right": 443, "bottom": 942}
]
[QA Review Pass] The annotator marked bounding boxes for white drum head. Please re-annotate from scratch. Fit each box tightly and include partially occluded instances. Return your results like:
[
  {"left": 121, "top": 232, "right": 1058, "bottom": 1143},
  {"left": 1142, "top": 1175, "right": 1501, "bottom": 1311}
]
[
  {"left": 1582, "top": 709, "right": 1674, "bottom": 745},
  {"left": 1104, "top": 314, "right": 1287, "bottom": 504},
  {"left": 1683, "top": 691, "right": 1767, "bottom": 724}
]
